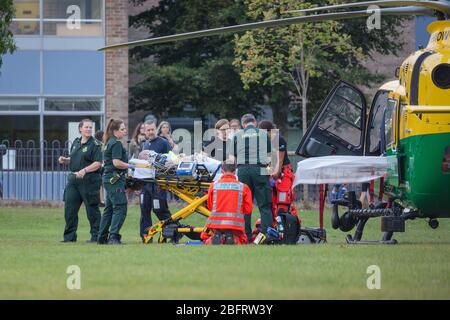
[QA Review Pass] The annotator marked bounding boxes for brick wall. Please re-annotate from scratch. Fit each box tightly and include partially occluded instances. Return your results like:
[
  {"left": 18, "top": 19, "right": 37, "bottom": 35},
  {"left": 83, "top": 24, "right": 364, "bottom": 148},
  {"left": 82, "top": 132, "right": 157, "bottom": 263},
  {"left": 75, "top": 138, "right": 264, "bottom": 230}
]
[
  {"left": 128, "top": 0, "right": 160, "bottom": 133},
  {"left": 105, "top": 0, "right": 129, "bottom": 131}
]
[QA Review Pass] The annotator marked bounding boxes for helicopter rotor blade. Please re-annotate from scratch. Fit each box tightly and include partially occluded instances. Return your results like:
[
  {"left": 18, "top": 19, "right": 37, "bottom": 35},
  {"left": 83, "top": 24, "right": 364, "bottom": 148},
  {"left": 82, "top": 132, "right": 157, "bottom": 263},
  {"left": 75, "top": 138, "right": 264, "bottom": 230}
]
[
  {"left": 99, "top": 6, "right": 433, "bottom": 51},
  {"left": 286, "top": 0, "right": 450, "bottom": 15}
]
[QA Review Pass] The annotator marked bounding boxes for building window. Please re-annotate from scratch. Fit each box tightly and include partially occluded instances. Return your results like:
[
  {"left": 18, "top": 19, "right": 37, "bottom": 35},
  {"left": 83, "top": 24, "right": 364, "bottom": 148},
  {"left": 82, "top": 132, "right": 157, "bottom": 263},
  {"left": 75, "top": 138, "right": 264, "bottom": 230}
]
[
  {"left": 43, "top": 0, "right": 103, "bottom": 37},
  {"left": 11, "top": 0, "right": 104, "bottom": 37},
  {"left": 44, "top": 99, "right": 102, "bottom": 112},
  {"left": 44, "top": 115, "right": 101, "bottom": 143},
  {"left": 10, "top": 0, "right": 40, "bottom": 35},
  {"left": 0, "top": 115, "right": 40, "bottom": 143},
  {"left": 43, "top": 51, "right": 105, "bottom": 95},
  {"left": 0, "top": 98, "right": 39, "bottom": 112}
]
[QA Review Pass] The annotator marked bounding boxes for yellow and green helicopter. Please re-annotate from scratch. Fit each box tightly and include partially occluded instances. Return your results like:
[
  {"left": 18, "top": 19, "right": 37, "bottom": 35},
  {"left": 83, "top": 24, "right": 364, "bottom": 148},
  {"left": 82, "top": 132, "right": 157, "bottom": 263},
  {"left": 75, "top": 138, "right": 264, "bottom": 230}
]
[{"left": 102, "top": 0, "right": 450, "bottom": 243}]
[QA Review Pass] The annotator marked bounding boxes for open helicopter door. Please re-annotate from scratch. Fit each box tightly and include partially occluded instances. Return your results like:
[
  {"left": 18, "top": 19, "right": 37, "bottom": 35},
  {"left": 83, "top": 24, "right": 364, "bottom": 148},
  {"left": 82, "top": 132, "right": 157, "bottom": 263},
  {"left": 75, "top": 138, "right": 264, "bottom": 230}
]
[{"left": 296, "top": 81, "right": 367, "bottom": 157}]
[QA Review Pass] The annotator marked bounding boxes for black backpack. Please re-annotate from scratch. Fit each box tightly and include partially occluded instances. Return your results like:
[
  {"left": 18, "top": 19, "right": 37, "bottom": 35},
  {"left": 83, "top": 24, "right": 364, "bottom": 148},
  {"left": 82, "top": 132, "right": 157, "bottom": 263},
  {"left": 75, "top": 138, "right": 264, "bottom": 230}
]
[{"left": 278, "top": 210, "right": 300, "bottom": 244}]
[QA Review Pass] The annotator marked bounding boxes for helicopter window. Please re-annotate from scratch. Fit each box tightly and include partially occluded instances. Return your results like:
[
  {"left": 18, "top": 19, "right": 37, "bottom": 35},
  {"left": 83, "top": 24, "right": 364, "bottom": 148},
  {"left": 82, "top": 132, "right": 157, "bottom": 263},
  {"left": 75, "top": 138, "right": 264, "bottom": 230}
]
[
  {"left": 318, "top": 86, "right": 363, "bottom": 147},
  {"left": 384, "top": 99, "right": 397, "bottom": 149},
  {"left": 369, "top": 91, "right": 389, "bottom": 153}
]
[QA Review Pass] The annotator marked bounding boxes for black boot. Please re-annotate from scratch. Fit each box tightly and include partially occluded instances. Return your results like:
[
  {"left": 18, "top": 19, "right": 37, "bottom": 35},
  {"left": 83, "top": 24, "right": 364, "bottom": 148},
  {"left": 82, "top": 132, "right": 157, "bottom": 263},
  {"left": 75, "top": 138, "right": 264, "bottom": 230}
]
[
  {"left": 211, "top": 230, "right": 223, "bottom": 245},
  {"left": 97, "top": 233, "right": 109, "bottom": 245},
  {"left": 107, "top": 234, "right": 123, "bottom": 245},
  {"left": 224, "top": 231, "right": 235, "bottom": 245}
]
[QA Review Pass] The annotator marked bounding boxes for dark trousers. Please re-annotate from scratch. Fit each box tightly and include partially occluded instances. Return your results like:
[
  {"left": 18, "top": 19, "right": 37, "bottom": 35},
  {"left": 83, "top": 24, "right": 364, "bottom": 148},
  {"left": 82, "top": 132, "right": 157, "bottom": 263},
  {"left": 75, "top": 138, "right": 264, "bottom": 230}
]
[
  {"left": 98, "top": 177, "right": 128, "bottom": 243},
  {"left": 140, "top": 183, "right": 171, "bottom": 240},
  {"left": 237, "top": 166, "right": 273, "bottom": 241},
  {"left": 63, "top": 174, "right": 101, "bottom": 242}
]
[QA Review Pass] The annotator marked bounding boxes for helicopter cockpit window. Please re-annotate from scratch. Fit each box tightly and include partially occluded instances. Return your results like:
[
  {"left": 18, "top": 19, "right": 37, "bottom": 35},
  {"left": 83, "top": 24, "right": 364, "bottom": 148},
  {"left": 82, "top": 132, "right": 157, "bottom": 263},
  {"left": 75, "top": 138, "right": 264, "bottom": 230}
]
[
  {"left": 318, "top": 86, "right": 363, "bottom": 147},
  {"left": 384, "top": 99, "right": 397, "bottom": 150},
  {"left": 368, "top": 91, "right": 389, "bottom": 154}
]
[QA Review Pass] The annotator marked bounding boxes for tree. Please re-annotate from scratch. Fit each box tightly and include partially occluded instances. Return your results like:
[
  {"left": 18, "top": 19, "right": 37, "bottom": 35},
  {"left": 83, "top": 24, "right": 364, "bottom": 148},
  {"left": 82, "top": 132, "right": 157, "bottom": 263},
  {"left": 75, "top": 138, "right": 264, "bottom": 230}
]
[
  {"left": 234, "top": 0, "right": 407, "bottom": 136},
  {"left": 297, "top": 0, "right": 407, "bottom": 127},
  {"left": 234, "top": 0, "right": 364, "bottom": 137},
  {"left": 129, "top": 0, "right": 264, "bottom": 121},
  {"left": 0, "top": 0, "right": 16, "bottom": 71}
]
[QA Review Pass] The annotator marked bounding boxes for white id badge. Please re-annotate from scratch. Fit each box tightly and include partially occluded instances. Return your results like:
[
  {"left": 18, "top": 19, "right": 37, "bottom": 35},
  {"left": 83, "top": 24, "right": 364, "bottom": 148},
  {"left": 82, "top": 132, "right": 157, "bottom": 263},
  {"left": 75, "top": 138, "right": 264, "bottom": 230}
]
[
  {"left": 153, "top": 199, "right": 160, "bottom": 210},
  {"left": 140, "top": 193, "right": 144, "bottom": 205}
]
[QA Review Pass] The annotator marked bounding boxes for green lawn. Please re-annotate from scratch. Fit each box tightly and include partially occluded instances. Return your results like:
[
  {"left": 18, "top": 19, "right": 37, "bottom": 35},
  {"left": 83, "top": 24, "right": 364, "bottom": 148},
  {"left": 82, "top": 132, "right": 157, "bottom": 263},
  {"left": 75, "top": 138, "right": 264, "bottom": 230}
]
[{"left": 0, "top": 204, "right": 449, "bottom": 299}]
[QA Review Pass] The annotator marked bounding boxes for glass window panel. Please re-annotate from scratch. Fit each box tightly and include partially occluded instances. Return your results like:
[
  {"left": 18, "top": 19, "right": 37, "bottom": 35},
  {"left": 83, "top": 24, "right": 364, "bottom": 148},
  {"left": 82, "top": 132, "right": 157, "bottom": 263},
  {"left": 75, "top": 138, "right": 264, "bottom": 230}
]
[
  {"left": 336, "top": 86, "right": 363, "bottom": 108},
  {"left": 0, "top": 98, "right": 39, "bottom": 111},
  {"left": 43, "top": 0, "right": 102, "bottom": 19},
  {"left": 318, "top": 112, "right": 362, "bottom": 147},
  {"left": 43, "top": 21, "right": 102, "bottom": 36},
  {"left": 369, "top": 91, "right": 389, "bottom": 153},
  {"left": 0, "top": 51, "right": 40, "bottom": 95},
  {"left": 43, "top": 51, "right": 104, "bottom": 95},
  {"left": 327, "top": 94, "right": 362, "bottom": 128},
  {"left": 13, "top": 0, "right": 40, "bottom": 18},
  {"left": 9, "top": 20, "right": 40, "bottom": 35},
  {"left": 44, "top": 115, "right": 101, "bottom": 143},
  {"left": 384, "top": 99, "right": 397, "bottom": 149},
  {"left": 0, "top": 115, "right": 40, "bottom": 143},
  {"left": 45, "top": 99, "right": 101, "bottom": 112}
]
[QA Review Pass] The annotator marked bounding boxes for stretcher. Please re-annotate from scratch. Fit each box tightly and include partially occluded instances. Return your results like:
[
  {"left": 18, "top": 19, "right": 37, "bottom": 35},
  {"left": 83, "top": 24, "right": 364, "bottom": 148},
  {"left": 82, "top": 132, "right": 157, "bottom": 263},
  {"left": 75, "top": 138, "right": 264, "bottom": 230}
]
[{"left": 127, "top": 153, "right": 221, "bottom": 244}]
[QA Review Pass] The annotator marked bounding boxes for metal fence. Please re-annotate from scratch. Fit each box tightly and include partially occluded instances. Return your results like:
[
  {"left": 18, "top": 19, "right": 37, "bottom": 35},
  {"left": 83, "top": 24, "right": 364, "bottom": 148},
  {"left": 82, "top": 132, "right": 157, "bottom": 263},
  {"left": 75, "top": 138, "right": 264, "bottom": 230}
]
[
  {"left": 0, "top": 140, "right": 361, "bottom": 203},
  {"left": 0, "top": 140, "right": 69, "bottom": 201}
]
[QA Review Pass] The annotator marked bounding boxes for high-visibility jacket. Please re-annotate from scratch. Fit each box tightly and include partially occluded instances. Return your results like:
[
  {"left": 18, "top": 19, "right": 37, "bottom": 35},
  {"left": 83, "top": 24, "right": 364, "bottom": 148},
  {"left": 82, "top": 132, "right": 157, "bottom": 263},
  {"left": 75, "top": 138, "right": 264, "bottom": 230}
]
[{"left": 205, "top": 174, "right": 253, "bottom": 233}]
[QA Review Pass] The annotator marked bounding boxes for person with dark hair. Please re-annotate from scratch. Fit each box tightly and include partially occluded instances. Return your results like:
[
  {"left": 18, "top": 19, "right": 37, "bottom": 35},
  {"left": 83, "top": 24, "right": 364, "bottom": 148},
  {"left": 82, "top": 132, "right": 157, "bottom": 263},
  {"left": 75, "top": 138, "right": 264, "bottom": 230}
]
[
  {"left": 94, "top": 130, "right": 105, "bottom": 206},
  {"left": 202, "top": 119, "right": 230, "bottom": 161},
  {"left": 201, "top": 160, "right": 253, "bottom": 245},
  {"left": 94, "top": 130, "right": 104, "bottom": 142},
  {"left": 97, "top": 119, "right": 135, "bottom": 245},
  {"left": 58, "top": 119, "right": 102, "bottom": 243},
  {"left": 257, "top": 120, "right": 291, "bottom": 179},
  {"left": 139, "top": 120, "right": 172, "bottom": 242},
  {"left": 129, "top": 122, "right": 146, "bottom": 159},
  {"left": 231, "top": 113, "right": 273, "bottom": 241},
  {"left": 229, "top": 119, "right": 241, "bottom": 139},
  {"left": 258, "top": 120, "right": 298, "bottom": 219}
]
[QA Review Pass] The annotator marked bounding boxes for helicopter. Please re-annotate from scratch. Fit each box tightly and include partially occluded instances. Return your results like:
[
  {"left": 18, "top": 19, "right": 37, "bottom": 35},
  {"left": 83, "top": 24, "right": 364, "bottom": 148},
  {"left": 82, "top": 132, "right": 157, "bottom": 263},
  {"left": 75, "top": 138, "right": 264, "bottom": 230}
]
[{"left": 101, "top": 0, "right": 450, "bottom": 244}]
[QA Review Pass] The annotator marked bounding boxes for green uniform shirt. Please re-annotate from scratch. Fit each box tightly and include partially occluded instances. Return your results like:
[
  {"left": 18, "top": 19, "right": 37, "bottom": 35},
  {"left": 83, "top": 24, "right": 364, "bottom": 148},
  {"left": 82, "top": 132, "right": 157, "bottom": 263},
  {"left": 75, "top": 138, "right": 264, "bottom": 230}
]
[
  {"left": 69, "top": 136, "right": 102, "bottom": 172},
  {"left": 103, "top": 136, "right": 128, "bottom": 174},
  {"left": 232, "top": 124, "right": 271, "bottom": 166}
]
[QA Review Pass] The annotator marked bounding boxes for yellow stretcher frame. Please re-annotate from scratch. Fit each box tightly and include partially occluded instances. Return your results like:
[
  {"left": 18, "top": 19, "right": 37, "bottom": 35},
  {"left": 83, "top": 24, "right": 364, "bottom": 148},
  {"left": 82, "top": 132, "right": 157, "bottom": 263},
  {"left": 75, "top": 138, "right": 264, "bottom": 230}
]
[{"left": 141, "top": 178, "right": 212, "bottom": 244}]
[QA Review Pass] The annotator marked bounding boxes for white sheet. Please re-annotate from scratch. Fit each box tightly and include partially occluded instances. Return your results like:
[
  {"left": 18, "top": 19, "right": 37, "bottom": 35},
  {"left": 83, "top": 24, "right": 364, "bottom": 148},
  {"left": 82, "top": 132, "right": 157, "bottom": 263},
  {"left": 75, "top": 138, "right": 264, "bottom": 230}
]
[{"left": 293, "top": 156, "right": 391, "bottom": 186}]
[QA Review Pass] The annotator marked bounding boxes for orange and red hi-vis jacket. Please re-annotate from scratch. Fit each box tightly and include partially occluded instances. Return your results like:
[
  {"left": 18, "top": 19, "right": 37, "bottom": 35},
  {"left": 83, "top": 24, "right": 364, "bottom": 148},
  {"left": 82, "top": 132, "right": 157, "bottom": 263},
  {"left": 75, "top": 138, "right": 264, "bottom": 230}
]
[{"left": 205, "top": 174, "right": 253, "bottom": 232}]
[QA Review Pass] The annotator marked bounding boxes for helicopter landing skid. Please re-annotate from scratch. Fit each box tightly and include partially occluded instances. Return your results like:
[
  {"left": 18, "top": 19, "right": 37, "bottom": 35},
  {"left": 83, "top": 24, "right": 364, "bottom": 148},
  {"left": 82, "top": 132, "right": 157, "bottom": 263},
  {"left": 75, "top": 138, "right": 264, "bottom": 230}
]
[
  {"left": 331, "top": 191, "right": 419, "bottom": 244},
  {"left": 345, "top": 234, "right": 398, "bottom": 245}
]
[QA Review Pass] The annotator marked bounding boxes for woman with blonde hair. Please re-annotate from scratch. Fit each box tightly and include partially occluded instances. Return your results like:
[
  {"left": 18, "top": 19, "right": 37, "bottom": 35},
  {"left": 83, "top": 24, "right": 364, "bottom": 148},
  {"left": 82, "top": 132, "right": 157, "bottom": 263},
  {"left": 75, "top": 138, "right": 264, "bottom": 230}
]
[{"left": 157, "top": 121, "right": 178, "bottom": 151}]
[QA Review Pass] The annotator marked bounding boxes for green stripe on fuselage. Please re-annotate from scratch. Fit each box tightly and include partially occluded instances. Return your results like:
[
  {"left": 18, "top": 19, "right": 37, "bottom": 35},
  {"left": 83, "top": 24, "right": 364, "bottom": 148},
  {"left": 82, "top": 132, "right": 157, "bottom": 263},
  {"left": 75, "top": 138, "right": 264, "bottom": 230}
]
[{"left": 396, "top": 132, "right": 450, "bottom": 217}]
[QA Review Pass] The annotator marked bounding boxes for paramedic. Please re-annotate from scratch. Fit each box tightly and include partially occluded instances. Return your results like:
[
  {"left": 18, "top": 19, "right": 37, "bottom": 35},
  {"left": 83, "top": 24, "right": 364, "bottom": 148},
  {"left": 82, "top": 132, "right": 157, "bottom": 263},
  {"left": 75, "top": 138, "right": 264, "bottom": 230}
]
[{"left": 202, "top": 160, "right": 253, "bottom": 244}]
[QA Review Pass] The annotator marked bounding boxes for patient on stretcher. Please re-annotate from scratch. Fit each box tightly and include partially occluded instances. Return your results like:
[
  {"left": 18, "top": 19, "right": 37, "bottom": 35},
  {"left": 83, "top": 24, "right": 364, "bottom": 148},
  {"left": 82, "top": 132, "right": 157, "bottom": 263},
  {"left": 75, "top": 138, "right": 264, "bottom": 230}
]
[{"left": 201, "top": 160, "right": 253, "bottom": 245}]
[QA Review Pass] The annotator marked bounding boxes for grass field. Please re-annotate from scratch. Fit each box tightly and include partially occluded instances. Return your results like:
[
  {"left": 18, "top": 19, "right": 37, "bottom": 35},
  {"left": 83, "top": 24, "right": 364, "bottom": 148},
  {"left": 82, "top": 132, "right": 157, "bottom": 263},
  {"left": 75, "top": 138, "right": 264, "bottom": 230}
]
[{"left": 0, "top": 204, "right": 449, "bottom": 299}]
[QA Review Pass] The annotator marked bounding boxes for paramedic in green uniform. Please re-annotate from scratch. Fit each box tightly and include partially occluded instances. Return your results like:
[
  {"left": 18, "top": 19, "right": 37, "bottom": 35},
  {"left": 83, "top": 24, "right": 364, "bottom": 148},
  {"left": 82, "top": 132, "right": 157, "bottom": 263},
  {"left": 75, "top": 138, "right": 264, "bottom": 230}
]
[
  {"left": 59, "top": 119, "right": 102, "bottom": 242},
  {"left": 231, "top": 113, "right": 273, "bottom": 242},
  {"left": 97, "top": 119, "right": 135, "bottom": 245}
]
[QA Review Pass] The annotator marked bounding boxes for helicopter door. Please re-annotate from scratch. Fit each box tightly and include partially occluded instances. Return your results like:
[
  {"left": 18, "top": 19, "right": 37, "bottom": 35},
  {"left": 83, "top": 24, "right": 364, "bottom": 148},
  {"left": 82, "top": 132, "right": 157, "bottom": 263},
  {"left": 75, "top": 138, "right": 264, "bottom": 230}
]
[
  {"left": 296, "top": 81, "right": 367, "bottom": 157},
  {"left": 364, "top": 90, "right": 390, "bottom": 156}
]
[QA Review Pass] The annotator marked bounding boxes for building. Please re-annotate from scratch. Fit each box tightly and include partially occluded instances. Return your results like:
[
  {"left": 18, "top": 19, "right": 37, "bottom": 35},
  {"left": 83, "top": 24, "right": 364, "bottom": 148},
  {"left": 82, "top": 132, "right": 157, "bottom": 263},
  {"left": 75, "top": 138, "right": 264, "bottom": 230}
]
[
  {"left": 0, "top": 0, "right": 129, "bottom": 145},
  {"left": 0, "top": 0, "right": 129, "bottom": 200}
]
